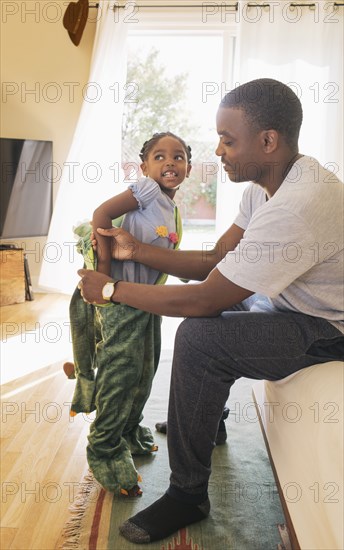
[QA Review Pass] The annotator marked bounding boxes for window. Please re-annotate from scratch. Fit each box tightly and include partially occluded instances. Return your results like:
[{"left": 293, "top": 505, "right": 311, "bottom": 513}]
[{"left": 121, "top": 12, "right": 237, "bottom": 228}]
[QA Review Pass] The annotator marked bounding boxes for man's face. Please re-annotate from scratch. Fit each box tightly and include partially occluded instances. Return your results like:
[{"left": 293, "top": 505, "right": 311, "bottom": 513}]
[{"left": 216, "top": 107, "right": 264, "bottom": 183}]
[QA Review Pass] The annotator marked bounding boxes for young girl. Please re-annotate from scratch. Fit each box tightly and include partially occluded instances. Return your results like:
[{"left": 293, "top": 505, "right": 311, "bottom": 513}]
[{"left": 65, "top": 132, "right": 192, "bottom": 497}]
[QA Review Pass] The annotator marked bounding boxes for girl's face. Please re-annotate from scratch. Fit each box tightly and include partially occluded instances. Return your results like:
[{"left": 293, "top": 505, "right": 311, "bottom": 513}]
[{"left": 140, "top": 136, "right": 191, "bottom": 196}]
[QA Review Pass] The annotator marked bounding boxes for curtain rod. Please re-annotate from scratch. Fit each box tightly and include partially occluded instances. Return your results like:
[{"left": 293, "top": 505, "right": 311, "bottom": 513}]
[
  {"left": 89, "top": 3, "right": 237, "bottom": 7},
  {"left": 89, "top": 1, "right": 344, "bottom": 8}
]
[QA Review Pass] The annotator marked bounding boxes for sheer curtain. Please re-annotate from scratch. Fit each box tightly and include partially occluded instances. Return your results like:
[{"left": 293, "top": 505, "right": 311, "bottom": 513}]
[
  {"left": 216, "top": 1, "right": 343, "bottom": 235},
  {"left": 39, "top": 1, "right": 128, "bottom": 293}
]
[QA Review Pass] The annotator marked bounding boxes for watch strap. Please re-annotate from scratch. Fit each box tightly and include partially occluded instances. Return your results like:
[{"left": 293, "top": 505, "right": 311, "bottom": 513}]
[{"left": 109, "top": 279, "right": 120, "bottom": 302}]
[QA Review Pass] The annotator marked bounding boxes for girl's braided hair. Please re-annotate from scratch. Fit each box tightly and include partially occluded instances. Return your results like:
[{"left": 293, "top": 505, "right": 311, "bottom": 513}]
[{"left": 139, "top": 132, "right": 192, "bottom": 164}]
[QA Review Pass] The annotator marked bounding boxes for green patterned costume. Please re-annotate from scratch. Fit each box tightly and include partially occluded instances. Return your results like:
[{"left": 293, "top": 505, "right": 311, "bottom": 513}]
[{"left": 68, "top": 179, "right": 182, "bottom": 494}]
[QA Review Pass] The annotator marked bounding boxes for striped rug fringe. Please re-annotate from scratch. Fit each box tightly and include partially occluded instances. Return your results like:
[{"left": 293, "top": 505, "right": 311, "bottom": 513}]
[{"left": 61, "top": 470, "right": 100, "bottom": 549}]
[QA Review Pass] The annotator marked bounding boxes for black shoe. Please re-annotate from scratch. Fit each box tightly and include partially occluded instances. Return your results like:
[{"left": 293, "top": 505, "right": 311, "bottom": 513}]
[
  {"left": 155, "top": 421, "right": 167, "bottom": 434},
  {"left": 155, "top": 407, "right": 230, "bottom": 446},
  {"left": 215, "top": 406, "right": 230, "bottom": 445}
]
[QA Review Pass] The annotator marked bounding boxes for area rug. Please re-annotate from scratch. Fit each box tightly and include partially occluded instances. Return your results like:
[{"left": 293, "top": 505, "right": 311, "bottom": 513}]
[{"left": 60, "top": 353, "right": 290, "bottom": 550}]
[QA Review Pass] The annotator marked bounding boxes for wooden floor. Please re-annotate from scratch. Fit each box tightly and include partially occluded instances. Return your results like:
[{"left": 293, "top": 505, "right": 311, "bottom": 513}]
[{"left": 1, "top": 294, "right": 91, "bottom": 550}]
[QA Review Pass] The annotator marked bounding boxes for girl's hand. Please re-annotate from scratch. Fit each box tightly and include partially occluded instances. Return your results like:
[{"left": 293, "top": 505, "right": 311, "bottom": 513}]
[{"left": 92, "top": 227, "right": 139, "bottom": 261}]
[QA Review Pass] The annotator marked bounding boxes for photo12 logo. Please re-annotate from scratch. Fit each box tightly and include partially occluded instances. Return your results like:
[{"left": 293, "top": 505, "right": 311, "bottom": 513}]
[
  {"left": 1, "top": 1, "right": 140, "bottom": 24},
  {"left": 201, "top": 2, "right": 341, "bottom": 24}
]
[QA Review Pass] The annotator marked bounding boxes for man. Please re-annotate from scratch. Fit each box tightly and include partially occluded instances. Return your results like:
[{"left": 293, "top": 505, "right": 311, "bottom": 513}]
[{"left": 78, "top": 78, "right": 344, "bottom": 544}]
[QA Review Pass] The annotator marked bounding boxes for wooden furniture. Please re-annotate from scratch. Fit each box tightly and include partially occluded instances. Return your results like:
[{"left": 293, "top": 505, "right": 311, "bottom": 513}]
[
  {"left": 0, "top": 248, "right": 25, "bottom": 306},
  {"left": 252, "top": 361, "right": 344, "bottom": 550}
]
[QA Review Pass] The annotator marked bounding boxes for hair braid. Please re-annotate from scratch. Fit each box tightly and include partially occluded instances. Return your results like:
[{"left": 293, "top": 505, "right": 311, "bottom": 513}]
[{"left": 139, "top": 132, "right": 192, "bottom": 164}]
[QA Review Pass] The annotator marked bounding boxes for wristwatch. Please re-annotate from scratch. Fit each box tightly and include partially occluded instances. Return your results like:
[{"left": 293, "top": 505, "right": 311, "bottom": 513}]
[{"left": 102, "top": 280, "right": 120, "bottom": 301}]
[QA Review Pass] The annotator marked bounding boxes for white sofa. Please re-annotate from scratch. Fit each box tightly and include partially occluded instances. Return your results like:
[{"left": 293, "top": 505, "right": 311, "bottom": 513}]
[{"left": 252, "top": 361, "right": 344, "bottom": 550}]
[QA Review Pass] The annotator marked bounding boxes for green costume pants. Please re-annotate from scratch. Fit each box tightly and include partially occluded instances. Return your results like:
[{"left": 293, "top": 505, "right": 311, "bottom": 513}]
[
  {"left": 68, "top": 287, "right": 99, "bottom": 414},
  {"left": 68, "top": 288, "right": 162, "bottom": 493}
]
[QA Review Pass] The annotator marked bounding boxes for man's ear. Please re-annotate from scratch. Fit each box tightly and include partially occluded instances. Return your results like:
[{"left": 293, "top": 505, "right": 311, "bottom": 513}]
[
  {"left": 140, "top": 161, "right": 148, "bottom": 176},
  {"left": 261, "top": 130, "right": 278, "bottom": 153}
]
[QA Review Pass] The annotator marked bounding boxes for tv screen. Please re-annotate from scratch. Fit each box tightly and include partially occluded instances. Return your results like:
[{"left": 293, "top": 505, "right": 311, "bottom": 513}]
[{"left": 0, "top": 138, "right": 53, "bottom": 238}]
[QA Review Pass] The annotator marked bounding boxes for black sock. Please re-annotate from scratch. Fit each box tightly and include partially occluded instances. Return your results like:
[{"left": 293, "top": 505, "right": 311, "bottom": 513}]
[{"left": 119, "top": 493, "right": 210, "bottom": 544}]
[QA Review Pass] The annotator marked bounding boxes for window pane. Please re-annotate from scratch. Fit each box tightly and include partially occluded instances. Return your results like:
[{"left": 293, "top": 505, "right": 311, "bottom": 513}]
[{"left": 122, "top": 33, "right": 225, "bottom": 225}]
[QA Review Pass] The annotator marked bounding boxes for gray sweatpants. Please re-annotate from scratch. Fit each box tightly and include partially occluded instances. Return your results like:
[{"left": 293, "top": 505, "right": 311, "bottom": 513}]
[{"left": 167, "top": 296, "right": 343, "bottom": 501}]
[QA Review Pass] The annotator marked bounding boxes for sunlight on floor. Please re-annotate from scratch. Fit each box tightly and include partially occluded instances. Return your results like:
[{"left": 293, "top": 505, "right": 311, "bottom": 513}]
[
  {"left": 1, "top": 370, "right": 61, "bottom": 399},
  {"left": 1, "top": 323, "right": 72, "bottom": 385}
]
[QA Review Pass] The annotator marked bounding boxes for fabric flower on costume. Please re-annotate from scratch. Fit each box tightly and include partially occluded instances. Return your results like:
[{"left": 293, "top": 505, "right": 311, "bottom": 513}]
[
  {"left": 155, "top": 225, "right": 169, "bottom": 238},
  {"left": 156, "top": 225, "right": 179, "bottom": 245},
  {"left": 168, "top": 232, "right": 179, "bottom": 244}
]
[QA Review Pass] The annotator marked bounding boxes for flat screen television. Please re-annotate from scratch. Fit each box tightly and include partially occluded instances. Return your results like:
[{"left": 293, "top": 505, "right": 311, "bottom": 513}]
[{"left": 0, "top": 138, "right": 53, "bottom": 239}]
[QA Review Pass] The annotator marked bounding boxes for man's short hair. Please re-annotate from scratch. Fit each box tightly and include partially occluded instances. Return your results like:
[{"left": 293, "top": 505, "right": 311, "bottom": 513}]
[{"left": 220, "top": 78, "right": 303, "bottom": 149}]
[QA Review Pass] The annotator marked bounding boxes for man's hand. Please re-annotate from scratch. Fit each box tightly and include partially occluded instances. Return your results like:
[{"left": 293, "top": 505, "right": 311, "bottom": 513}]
[
  {"left": 91, "top": 227, "right": 139, "bottom": 261},
  {"left": 77, "top": 269, "right": 115, "bottom": 304}
]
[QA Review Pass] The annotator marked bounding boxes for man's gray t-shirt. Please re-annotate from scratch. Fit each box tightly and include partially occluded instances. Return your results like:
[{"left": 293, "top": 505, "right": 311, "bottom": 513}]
[{"left": 217, "top": 156, "right": 344, "bottom": 334}]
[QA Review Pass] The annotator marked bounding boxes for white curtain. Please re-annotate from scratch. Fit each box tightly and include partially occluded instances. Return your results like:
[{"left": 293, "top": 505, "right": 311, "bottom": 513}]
[
  {"left": 216, "top": 1, "right": 344, "bottom": 235},
  {"left": 39, "top": 1, "right": 128, "bottom": 293}
]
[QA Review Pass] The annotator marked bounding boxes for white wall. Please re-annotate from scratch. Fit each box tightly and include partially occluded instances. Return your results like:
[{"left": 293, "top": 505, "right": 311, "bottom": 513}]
[{"left": 0, "top": 0, "right": 97, "bottom": 288}]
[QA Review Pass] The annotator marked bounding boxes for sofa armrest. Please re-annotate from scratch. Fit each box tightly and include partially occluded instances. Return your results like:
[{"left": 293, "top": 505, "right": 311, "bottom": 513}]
[{"left": 252, "top": 361, "right": 344, "bottom": 550}]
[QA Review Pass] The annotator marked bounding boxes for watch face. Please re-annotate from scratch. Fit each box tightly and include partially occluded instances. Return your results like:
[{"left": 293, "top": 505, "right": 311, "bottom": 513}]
[{"left": 103, "top": 282, "right": 114, "bottom": 299}]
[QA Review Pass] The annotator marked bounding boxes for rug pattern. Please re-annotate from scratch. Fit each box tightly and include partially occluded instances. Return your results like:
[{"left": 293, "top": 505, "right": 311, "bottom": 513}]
[{"left": 61, "top": 364, "right": 290, "bottom": 550}]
